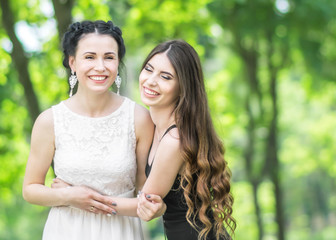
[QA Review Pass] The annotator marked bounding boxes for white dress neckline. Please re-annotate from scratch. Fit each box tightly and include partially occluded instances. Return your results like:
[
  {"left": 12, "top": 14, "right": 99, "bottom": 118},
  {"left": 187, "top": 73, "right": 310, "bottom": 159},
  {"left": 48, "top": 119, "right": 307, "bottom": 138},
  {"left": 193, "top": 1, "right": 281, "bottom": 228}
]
[{"left": 60, "top": 97, "right": 126, "bottom": 120}]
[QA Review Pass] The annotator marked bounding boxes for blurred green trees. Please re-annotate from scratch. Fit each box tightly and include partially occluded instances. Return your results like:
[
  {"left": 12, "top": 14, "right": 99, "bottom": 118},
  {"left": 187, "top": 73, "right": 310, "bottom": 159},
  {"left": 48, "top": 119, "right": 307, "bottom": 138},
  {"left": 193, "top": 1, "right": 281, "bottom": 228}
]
[{"left": 0, "top": 0, "right": 335, "bottom": 239}]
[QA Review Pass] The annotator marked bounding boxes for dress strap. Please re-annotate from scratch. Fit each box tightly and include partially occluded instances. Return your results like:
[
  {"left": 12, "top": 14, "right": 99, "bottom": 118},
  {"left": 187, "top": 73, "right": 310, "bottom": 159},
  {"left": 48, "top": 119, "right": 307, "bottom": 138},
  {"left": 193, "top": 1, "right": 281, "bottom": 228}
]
[
  {"left": 146, "top": 124, "right": 177, "bottom": 171},
  {"left": 160, "top": 124, "right": 177, "bottom": 142}
]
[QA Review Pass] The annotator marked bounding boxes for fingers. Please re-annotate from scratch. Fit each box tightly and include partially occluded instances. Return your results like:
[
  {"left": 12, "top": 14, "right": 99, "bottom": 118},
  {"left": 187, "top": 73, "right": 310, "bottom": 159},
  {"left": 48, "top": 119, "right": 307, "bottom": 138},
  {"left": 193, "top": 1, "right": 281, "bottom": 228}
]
[
  {"left": 89, "top": 205, "right": 95, "bottom": 213},
  {"left": 53, "top": 178, "right": 61, "bottom": 183},
  {"left": 145, "top": 194, "right": 167, "bottom": 216},
  {"left": 137, "top": 206, "right": 150, "bottom": 221},
  {"left": 51, "top": 178, "right": 71, "bottom": 188},
  {"left": 137, "top": 194, "right": 149, "bottom": 221},
  {"left": 88, "top": 205, "right": 107, "bottom": 215},
  {"left": 144, "top": 193, "right": 162, "bottom": 203},
  {"left": 66, "top": 186, "right": 117, "bottom": 216},
  {"left": 93, "top": 192, "right": 117, "bottom": 207},
  {"left": 137, "top": 193, "right": 165, "bottom": 221},
  {"left": 90, "top": 199, "right": 117, "bottom": 216},
  {"left": 84, "top": 188, "right": 117, "bottom": 215},
  {"left": 137, "top": 197, "right": 153, "bottom": 221},
  {"left": 87, "top": 203, "right": 116, "bottom": 216}
]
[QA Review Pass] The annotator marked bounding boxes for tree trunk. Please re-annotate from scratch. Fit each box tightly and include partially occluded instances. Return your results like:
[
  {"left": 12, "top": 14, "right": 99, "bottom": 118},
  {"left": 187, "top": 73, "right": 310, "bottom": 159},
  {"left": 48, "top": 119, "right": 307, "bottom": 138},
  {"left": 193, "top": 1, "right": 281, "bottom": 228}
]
[
  {"left": 244, "top": 82, "right": 264, "bottom": 240},
  {"left": 0, "top": 0, "right": 40, "bottom": 123},
  {"left": 265, "top": 32, "right": 285, "bottom": 239},
  {"left": 268, "top": 71, "right": 285, "bottom": 240},
  {"left": 51, "top": 0, "right": 75, "bottom": 41},
  {"left": 48, "top": 0, "right": 74, "bottom": 170},
  {"left": 252, "top": 180, "right": 264, "bottom": 240},
  {"left": 243, "top": 50, "right": 265, "bottom": 240},
  {"left": 51, "top": 0, "right": 75, "bottom": 97}
]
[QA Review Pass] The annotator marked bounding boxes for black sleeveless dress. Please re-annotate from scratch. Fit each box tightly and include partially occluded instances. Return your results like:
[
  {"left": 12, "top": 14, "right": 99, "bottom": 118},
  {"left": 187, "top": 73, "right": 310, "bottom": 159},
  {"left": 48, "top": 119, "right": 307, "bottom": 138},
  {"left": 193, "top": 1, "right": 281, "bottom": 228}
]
[{"left": 145, "top": 125, "right": 229, "bottom": 240}]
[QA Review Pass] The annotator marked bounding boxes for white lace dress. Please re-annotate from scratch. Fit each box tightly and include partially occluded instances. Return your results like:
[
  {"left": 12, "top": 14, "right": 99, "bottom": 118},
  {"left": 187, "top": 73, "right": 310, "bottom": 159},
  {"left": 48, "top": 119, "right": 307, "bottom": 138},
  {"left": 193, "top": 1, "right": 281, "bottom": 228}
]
[{"left": 42, "top": 97, "right": 143, "bottom": 240}]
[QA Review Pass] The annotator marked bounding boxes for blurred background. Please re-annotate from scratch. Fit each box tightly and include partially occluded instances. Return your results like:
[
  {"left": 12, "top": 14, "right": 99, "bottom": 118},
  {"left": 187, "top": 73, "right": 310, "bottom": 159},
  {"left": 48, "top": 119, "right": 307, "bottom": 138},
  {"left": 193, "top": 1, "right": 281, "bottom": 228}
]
[{"left": 0, "top": 0, "right": 335, "bottom": 239}]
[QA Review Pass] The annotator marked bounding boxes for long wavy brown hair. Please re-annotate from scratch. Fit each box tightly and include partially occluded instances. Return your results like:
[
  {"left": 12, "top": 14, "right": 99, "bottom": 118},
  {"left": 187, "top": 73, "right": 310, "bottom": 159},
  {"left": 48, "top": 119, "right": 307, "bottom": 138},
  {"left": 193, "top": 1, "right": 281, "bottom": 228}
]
[{"left": 142, "top": 40, "right": 236, "bottom": 239}]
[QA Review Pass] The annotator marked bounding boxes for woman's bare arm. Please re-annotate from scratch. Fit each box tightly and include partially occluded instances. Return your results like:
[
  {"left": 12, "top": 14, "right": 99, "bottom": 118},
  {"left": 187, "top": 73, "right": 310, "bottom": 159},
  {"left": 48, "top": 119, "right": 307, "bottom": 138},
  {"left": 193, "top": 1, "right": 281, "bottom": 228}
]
[
  {"left": 137, "top": 128, "right": 183, "bottom": 221},
  {"left": 22, "top": 109, "right": 115, "bottom": 215}
]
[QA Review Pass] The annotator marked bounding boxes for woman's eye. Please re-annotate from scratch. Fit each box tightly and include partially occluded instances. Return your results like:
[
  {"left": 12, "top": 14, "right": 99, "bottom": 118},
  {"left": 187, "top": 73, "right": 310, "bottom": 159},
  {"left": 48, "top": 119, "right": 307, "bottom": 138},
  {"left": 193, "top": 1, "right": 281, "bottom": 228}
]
[
  {"left": 161, "top": 75, "right": 171, "bottom": 80},
  {"left": 145, "top": 67, "right": 153, "bottom": 72},
  {"left": 106, "top": 56, "right": 114, "bottom": 60},
  {"left": 85, "top": 55, "right": 94, "bottom": 59}
]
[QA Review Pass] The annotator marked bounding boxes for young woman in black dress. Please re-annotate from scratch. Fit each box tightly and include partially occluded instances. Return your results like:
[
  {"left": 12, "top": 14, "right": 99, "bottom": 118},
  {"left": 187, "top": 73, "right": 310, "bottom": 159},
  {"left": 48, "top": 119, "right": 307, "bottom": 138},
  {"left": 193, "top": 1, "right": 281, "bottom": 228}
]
[{"left": 137, "top": 39, "right": 236, "bottom": 240}]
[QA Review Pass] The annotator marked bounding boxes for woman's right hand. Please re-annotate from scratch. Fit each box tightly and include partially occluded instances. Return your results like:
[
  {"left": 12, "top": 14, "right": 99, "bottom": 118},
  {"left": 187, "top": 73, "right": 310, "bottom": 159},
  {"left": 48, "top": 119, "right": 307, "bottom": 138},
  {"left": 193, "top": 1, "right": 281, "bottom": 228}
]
[
  {"left": 51, "top": 178, "right": 72, "bottom": 188},
  {"left": 51, "top": 178, "right": 117, "bottom": 216}
]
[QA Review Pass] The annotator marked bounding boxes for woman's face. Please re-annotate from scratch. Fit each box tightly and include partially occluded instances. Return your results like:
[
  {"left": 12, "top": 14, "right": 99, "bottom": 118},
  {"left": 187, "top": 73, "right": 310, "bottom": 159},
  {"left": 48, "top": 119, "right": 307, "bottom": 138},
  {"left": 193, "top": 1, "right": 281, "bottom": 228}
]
[
  {"left": 139, "top": 53, "right": 180, "bottom": 108},
  {"left": 69, "top": 33, "right": 119, "bottom": 95}
]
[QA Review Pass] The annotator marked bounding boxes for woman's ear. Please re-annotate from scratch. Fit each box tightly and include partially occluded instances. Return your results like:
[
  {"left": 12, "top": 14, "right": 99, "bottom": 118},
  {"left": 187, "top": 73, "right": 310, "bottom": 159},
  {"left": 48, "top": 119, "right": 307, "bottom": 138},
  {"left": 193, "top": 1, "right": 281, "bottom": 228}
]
[{"left": 69, "top": 56, "right": 75, "bottom": 72}]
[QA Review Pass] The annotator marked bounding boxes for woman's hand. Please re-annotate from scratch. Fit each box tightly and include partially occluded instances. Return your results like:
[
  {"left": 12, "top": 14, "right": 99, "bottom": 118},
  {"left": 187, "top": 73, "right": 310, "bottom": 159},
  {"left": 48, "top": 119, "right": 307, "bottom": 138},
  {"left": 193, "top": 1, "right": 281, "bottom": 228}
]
[
  {"left": 51, "top": 178, "right": 117, "bottom": 216},
  {"left": 137, "top": 192, "right": 166, "bottom": 221},
  {"left": 51, "top": 178, "right": 72, "bottom": 188}
]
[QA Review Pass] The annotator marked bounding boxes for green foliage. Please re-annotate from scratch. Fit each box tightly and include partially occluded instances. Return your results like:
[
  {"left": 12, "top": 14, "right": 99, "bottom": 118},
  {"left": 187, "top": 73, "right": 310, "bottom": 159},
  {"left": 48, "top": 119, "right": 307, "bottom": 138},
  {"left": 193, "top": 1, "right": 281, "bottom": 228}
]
[
  {"left": 123, "top": 0, "right": 212, "bottom": 53},
  {"left": 73, "top": 0, "right": 111, "bottom": 21},
  {"left": 28, "top": 35, "right": 68, "bottom": 109},
  {"left": 0, "top": 0, "right": 335, "bottom": 239},
  {"left": 12, "top": 0, "right": 50, "bottom": 23},
  {"left": 0, "top": 96, "right": 47, "bottom": 239}
]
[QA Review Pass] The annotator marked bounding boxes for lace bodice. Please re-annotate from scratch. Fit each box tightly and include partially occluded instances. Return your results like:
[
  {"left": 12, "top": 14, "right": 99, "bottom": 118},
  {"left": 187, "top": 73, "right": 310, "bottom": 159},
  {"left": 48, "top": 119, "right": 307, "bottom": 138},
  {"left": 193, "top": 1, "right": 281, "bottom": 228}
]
[{"left": 52, "top": 97, "right": 137, "bottom": 197}]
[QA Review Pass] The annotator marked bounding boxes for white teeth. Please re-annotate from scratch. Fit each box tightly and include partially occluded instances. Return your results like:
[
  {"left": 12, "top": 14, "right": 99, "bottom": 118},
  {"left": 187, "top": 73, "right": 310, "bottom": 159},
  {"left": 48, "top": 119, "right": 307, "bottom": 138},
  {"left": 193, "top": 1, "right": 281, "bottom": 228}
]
[
  {"left": 144, "top": 88, "right": 159, "bottom": 95},
  {"left": 90, "top": 76, "right": 106, "bottom": 81}
]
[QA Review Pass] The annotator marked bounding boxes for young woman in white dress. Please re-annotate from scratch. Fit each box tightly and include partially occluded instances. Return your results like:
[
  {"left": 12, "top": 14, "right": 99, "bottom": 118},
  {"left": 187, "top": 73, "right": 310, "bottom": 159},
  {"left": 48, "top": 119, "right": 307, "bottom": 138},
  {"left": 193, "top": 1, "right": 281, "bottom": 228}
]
[{"left": 22, "top": 20, "right": 154, "bottom": 240}]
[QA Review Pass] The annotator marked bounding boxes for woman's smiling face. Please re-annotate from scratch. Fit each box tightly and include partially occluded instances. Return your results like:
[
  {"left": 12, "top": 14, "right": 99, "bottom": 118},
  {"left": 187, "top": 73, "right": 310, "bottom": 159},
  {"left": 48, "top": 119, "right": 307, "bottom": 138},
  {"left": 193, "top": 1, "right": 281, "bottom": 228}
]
[
  {"left": 139, "top": 52, "right": 180, "bottom": 108},
  {"left": 69, "top": 33, "right": 119, "bottom": 95}
]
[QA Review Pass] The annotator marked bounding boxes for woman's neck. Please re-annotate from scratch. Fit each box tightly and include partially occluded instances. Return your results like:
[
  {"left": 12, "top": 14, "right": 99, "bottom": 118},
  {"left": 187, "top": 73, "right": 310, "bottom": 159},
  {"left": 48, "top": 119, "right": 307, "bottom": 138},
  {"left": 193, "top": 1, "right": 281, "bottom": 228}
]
[
  {"left": 70, "top": 91, "right": 118, "bottom": 117},
  {"left": 150, "top": 106, "right": 176, "bottom": 140}
]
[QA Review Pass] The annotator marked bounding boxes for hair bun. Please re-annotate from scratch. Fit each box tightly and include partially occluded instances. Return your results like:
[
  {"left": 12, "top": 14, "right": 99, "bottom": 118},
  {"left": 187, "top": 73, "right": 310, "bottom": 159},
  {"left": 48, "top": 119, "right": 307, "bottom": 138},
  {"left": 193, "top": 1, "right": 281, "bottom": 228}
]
[
  {"left": 107, "top": 20, "right": 122, "bottom": 36},
  {"left": 71, "top": 22, "right": 81, "bottom": 31}
]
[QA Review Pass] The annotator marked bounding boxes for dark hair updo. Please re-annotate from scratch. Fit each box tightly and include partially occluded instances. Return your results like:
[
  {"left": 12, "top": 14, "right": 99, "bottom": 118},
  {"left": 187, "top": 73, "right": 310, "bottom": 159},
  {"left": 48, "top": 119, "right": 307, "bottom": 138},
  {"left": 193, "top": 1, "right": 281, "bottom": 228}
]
[{"left": 61, "top": 20, "right": 126, "bottom": 70}]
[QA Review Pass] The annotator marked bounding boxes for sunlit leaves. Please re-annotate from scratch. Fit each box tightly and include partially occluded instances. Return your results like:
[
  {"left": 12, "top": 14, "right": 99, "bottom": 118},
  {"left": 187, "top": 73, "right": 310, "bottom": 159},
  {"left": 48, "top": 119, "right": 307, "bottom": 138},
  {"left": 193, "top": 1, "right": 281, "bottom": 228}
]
[
  {"left": 1, "top": 0, "right": 336, "bottom": 239},
  {"left": 232, "top": 181, "right": 259, "bottom": 239},
  {"left": 0, "top": 48, "right": 11, "bottom": 85},
  {"left": 123, "top": 0, "right": 212, "bottom": 52},
  {"left": 73, "top": 0, "right": 111, "bottom": 21},
  {"left": 0, "top": 97, "right": 32, "bottom": 239}
]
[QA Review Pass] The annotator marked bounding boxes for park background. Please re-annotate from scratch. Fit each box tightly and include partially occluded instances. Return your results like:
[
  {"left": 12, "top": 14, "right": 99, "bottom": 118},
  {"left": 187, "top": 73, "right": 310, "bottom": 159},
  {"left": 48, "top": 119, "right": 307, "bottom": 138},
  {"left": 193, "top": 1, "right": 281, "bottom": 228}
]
[{"left": 0, "top": 0, "right": 335, "bottom": 239}]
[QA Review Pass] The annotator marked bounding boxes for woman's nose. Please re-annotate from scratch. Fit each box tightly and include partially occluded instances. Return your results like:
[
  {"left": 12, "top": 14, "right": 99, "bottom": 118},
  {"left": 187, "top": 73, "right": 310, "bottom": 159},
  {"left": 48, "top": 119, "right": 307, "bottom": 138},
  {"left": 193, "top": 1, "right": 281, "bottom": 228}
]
[
  {"left": 147, "top": 74, "right": 157, "bottom": 85},
  {"left": 94, "top": 59, "right": 106, "bottom": 71}
]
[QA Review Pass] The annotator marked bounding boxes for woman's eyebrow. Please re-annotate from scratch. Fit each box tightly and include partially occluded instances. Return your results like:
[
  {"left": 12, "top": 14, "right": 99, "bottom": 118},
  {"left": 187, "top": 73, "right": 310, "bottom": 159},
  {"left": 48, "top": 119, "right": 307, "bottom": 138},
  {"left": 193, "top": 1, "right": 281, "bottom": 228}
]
[{"left": 147, "top": 62, "right": 174, "bottom": 77}]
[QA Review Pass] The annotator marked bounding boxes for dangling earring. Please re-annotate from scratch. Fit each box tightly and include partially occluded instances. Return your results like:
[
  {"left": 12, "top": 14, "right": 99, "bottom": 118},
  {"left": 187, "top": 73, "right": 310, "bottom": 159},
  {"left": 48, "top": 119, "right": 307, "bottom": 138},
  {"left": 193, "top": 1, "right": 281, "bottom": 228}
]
[
  {"left": 69, "top": 70, "right": 77, "bottom": 97},
  {"left": 115, "top": 73, "right": 122, "bottom": 95}
]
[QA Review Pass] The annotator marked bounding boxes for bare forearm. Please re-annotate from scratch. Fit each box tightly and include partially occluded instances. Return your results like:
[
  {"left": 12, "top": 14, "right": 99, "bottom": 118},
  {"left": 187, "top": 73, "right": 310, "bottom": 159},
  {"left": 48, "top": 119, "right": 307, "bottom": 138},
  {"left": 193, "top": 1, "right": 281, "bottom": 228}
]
[
  {"left": 136, "top": 175, "right": 146, "bottom": 193},
  {"left": 112, "top": 197, "right": 138, "bottom": 217},
  {"left": 23, "top": 184, "right": 68, "bottom": 207}
]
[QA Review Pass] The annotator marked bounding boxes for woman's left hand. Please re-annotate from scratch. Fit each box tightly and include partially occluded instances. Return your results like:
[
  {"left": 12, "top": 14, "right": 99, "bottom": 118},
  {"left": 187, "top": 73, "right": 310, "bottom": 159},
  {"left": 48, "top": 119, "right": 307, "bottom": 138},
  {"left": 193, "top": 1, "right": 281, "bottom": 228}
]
[{"left": 137, "top": 192, "right": 166, "bottom": 221}]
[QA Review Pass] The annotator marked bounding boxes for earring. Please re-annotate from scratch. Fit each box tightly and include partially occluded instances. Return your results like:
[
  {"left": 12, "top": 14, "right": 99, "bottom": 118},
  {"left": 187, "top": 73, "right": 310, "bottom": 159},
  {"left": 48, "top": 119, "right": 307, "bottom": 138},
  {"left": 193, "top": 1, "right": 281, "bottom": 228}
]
[
  {"left": 69, "top": 70, "right": 77, "bottom": 97},
  {"left": 115, "top": 74, "right": 122, "bottom": 95}
]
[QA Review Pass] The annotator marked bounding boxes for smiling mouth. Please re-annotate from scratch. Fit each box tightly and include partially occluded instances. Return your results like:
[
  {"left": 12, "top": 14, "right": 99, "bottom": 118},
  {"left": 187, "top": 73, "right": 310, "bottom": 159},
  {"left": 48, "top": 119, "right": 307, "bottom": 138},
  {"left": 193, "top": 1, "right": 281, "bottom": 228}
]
[
  {"left": 90, "top": 76, "right": 107, "bottom": 81},
  {"left": 144, "top": 87, "right": 159, "bottom": 96}
]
